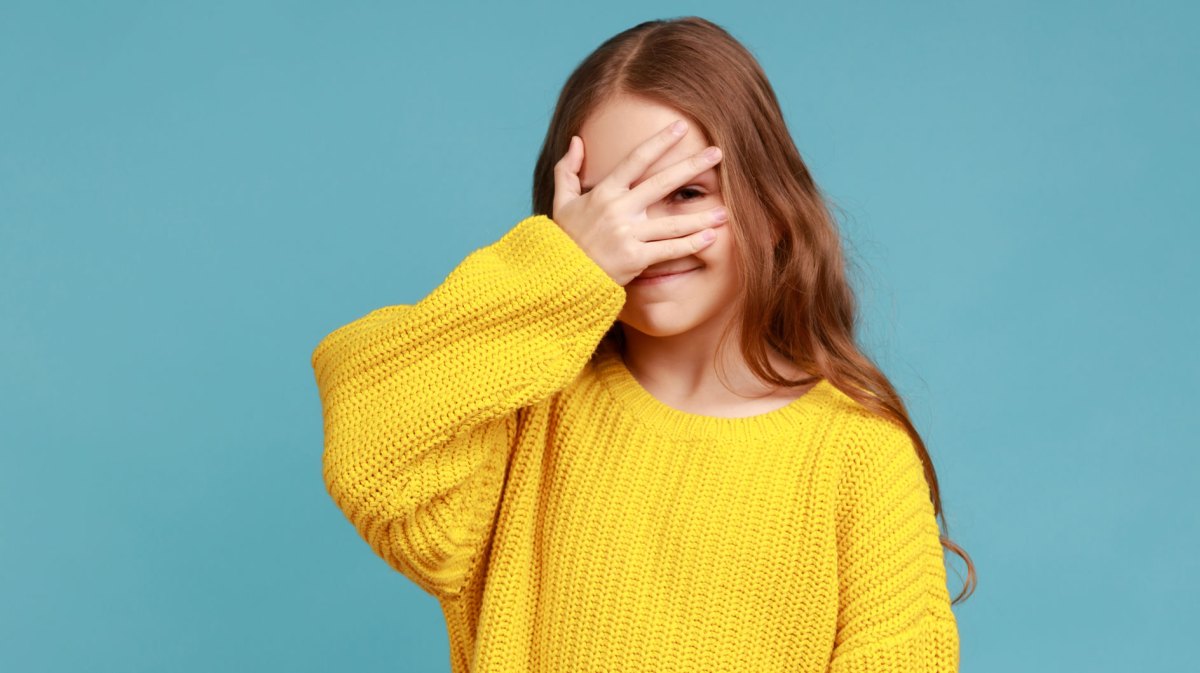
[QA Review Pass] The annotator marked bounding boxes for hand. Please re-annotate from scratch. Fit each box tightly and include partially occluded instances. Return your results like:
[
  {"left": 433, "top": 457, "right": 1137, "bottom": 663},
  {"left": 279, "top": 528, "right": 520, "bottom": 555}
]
[{"left": 551, "top": 120, "right": 728, "bottom": 287}]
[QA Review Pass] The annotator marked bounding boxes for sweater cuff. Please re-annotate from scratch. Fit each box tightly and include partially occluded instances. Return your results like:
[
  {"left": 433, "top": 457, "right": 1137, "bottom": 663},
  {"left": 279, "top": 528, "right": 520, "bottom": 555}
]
[
  {"left": 829, "top": 613, "right": 960, "bottom": 673},
  {"left": 490, "top": 214, "right": 626, "bottom": 303}
]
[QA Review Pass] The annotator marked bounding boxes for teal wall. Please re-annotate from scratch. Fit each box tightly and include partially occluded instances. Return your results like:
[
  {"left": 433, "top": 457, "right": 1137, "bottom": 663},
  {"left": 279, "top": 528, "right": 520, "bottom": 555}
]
[{"left": 2, "top": 1, "right": 1195, "bottom": 671}]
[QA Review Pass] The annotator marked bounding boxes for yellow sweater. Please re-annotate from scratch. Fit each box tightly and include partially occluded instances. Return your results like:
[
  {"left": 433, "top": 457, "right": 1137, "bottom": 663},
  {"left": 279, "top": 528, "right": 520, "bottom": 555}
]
[{"left": 311, "top": 214, "right": 960, "bottom": 673}]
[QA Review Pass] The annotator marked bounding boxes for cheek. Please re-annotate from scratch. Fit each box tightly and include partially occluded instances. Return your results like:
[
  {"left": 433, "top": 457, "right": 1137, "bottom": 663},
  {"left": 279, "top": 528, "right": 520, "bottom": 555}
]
[
  {"left": 697, "top": 225, "right": 735, "bottom": 266},
  {"left": 699, "top": 228, "right": 742, "bottom": 295},
  {"left": 689, "top": 241, "right": 736, "bottom": 299}
]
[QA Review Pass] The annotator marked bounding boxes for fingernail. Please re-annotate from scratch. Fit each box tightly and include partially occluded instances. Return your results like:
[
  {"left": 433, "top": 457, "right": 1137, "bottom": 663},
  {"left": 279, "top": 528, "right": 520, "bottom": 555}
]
[
  {"left": 702, "top": 229, "right": 716, "bottom": 242},
  {"left": 671, "top": 120, "right": 687, "bottom": 135},
  {"left": 703, "top": 146, "right": 721, "bottom": 161},
  {"left": 711, "top": 207, "right": 728, "bottom": 222}
]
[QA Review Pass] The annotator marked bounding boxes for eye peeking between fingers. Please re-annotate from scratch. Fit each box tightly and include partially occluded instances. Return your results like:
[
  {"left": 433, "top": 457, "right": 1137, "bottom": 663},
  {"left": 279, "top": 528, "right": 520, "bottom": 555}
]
[
  {"left": 577, "top": 185, "right": 707, "bottom": 202},
  {"left": 672, "top": 187, "right": 706, "bottom": 203}
]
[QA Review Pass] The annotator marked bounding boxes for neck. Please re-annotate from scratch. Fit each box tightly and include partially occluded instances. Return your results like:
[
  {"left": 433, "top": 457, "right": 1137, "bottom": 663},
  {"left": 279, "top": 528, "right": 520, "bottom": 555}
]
[{"left": 616, "top": 321, "right": 807, "bottom": 406}]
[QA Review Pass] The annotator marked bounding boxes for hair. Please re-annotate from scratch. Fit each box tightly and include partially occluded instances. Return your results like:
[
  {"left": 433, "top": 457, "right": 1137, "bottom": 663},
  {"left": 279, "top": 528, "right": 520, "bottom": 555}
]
[{"left": 530, "top": 16, "right": 976, "bottom": 604}]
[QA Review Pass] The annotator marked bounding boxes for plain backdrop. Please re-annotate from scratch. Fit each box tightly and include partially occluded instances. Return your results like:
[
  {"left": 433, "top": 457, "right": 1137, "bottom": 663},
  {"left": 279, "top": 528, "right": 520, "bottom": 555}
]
[{"left": 2, "top": 1, "right": 1196, "bottom": 671}]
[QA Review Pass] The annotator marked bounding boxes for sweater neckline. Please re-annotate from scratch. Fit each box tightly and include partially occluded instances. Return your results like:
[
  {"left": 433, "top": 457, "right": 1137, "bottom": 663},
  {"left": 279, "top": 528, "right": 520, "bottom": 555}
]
[{"left": 592, "top": 345, "right": 835, "bottom": 442}]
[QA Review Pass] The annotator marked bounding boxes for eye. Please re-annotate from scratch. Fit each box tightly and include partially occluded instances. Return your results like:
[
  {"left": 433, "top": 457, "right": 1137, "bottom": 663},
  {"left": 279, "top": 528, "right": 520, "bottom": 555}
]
[{"left": 671, "top": 187, "right": 706, "bottom": 203}]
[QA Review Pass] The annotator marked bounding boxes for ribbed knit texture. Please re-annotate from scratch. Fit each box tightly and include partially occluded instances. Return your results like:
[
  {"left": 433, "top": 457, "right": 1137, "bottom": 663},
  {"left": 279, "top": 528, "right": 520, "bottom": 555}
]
[{"left": 311, "top": 214, "right": 960, "bottom": 673}]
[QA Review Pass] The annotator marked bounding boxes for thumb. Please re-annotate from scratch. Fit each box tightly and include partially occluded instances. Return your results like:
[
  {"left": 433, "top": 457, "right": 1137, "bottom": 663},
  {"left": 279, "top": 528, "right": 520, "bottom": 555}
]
[
  {"left": 553, "top": 136, "right": 583, "bottom": 218},
  {"left": 565, "top": 135, "right": 583, "bottom": 174}
]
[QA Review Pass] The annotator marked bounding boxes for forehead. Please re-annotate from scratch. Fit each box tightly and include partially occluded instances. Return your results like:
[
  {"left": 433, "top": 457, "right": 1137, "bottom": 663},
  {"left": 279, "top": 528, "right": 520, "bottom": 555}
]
[{"left": 577, "top": 95, "right": 712, "bottom": 190}]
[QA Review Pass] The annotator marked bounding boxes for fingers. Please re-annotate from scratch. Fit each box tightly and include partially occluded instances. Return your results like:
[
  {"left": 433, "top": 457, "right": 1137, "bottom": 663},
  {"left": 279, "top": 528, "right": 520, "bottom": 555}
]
[
  {"left": 642, "top": 224, "right": 721, "bottom": 266},
  {"left": 597, "top": 119, "right": 690, "bottom": 197},
  {"left": 634, "top": 207, "right": 728, "bottom": 243},
  {"left": 552, "top": 136, "right": 583, "bottom": 217},
  {"left": 624, "top": 145, "right": 722, "bottom": 214}
]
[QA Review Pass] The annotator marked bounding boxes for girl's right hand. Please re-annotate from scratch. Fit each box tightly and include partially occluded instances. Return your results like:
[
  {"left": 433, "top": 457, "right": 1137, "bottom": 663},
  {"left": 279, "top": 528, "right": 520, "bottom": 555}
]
[{"left": 551, "top": 119, "right": 728, "bottom": 287}]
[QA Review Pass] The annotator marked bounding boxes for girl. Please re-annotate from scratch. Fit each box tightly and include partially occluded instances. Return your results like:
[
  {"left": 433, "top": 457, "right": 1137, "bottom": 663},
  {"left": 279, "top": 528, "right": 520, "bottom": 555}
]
[{"left": 312, "top": 16, "right": 975, "bottom": 673}]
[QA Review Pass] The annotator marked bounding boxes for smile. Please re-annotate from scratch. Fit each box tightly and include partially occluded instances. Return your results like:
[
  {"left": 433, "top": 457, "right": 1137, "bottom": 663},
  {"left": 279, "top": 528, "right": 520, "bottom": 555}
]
[{"left": 629, "top": 267, "right": 700, "bottom": 286}]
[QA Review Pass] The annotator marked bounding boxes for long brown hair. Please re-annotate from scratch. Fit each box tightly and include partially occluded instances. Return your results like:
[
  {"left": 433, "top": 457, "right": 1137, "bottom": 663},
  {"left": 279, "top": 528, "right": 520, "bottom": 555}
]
[{"left": 530, "top": 16, "right": 976, "bottom": 604}]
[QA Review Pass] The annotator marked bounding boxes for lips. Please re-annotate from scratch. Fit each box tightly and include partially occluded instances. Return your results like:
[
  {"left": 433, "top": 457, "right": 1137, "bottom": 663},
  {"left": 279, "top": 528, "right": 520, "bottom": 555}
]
[
  {"left": 629, "top": 267, "right": 702, "bottom": 286},
  {"left": 636, "top": 266, "right": 701, "bottom": 280}
]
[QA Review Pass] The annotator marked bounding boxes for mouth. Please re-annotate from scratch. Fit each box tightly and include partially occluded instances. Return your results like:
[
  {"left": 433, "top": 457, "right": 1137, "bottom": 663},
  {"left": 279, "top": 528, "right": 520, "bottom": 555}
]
[{"left": 630, "top": 267, "right": 701, "bottom": 286}]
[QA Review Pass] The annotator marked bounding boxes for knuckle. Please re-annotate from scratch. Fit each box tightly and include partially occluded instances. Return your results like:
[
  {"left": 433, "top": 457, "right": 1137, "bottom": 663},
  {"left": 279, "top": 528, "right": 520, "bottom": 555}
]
[
  {"left": 631, "top": 144, "right": 655, "bottom": 166},
  {"left": 599, "top": 200, "right": 621, "bottom": 221},
  {"left": 618, "top": 237, "right": 639, "bottom": 263},
  {"left": 633, "top": 244, "right": 652, "bottom": 268},
  {"left": 648, "top": 171, "right": 672, "bottom": 194}
]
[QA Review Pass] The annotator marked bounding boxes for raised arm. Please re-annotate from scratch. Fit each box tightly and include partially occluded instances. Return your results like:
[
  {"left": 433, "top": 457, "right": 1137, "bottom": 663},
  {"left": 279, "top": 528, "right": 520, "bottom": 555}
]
[{"left": 311, "top": 214, "right": 626, "bottom": 600}]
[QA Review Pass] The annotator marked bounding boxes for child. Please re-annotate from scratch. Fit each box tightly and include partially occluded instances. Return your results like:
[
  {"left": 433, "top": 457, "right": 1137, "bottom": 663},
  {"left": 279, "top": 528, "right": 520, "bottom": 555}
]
[{"left": 312, "top": 16, "right": 973, "bottom": 673}]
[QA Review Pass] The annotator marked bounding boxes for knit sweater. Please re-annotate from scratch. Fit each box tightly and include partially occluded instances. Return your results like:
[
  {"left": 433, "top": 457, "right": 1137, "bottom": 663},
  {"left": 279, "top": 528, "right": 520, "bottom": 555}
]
[{"left": 311, "top": 214, "right": 960, "bottom": 673}]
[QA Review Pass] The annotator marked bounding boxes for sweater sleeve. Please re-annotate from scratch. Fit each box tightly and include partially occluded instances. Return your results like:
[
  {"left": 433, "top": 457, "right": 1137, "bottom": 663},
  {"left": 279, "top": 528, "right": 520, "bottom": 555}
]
[
  {"left": 829, "top": 416, "right": 961, "bottom": 673},
  {"left": 311, "top": 214, "right": 626, "bottom": 600}
]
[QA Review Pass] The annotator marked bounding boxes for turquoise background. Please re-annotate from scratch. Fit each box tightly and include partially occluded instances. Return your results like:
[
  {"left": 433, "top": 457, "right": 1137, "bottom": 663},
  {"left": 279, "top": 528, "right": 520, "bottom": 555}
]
[{"left": 3, "top": 1, "right": 1196, "bottom": 671}]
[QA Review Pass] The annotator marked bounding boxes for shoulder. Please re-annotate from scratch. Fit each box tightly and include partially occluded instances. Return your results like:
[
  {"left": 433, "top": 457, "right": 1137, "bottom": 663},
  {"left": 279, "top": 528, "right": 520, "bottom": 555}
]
[
  {"left": 818, "top": 381, "right": 909, "bottom": 441},
  {"left": 816, "top": 381, "right": 919, "bottom": 477}
]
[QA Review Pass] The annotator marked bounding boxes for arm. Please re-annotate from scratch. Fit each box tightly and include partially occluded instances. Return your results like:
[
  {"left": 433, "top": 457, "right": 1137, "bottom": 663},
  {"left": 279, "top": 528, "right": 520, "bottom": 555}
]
[
  {"left": 829, "top": 416, "right": 961, "bottom": 673},
  {"left": 311, "top": 214, "right": 626, "bottom": 600}
]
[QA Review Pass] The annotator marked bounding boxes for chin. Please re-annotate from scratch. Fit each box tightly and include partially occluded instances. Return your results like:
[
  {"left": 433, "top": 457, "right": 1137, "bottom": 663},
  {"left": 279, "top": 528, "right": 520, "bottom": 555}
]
[
  {"left": 621, "top": 324, "right": 692, "bottom": 339},
  {"left": 617, "top": 312, "right": 705, "bottom": 339}
]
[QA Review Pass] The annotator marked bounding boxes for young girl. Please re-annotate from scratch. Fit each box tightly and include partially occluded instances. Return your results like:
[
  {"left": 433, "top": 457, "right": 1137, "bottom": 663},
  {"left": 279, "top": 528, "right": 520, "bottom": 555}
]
[{"left": 312, "top": 16, "right": 974, "bottom": 673}]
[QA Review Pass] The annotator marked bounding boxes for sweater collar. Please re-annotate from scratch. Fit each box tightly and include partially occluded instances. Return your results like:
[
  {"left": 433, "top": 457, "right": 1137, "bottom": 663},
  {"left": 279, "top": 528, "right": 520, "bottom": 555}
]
[{"left": 590, "top": 343, "right": 837, "bottom": 442}]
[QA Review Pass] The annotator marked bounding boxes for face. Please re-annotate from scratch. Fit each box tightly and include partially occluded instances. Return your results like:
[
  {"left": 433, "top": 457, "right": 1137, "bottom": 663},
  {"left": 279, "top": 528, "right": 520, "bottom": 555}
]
[{"left": 578, "top": 95, "right": 741, "bottom": 341}]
